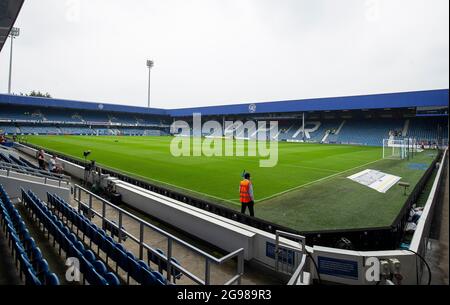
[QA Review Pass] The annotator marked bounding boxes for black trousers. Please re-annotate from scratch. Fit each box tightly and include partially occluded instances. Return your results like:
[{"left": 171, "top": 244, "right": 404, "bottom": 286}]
[
  {"left": 241, "top": 201, "right": 255, "bottom": 217},
  {"left": 38, "top": 160, "right": 45, "bottom": 170}
]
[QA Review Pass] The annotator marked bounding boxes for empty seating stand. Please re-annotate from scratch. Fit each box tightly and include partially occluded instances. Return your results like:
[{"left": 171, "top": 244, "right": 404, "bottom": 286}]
[
  {"left": 327, "top": 119, "right": 404, "bottom": 146},
  {"left": 0, "top": 184, "right": 59, "bottom": 285},
  {"left": 46, "top": 193, "right": 167, "bottom": 285},
  {"left": 0, "top": 104, "right": 169, "bottom": 128},
  {"left": 407, "top": 117, "right": 448, "bottom": 143},
  {"left": 22, "top": 189, "right": 120, "bottom": 285}
]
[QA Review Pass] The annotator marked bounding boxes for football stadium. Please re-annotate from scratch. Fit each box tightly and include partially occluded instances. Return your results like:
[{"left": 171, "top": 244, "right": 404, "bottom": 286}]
[{"left": 0, "top": 0, "right": 449, "bottom": 291}]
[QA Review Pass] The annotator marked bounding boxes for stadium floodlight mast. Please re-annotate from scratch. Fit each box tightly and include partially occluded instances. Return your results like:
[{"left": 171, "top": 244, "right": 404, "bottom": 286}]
[
  {"left": 146, "top": 60, "right": 154, "bottom": 108},
  {"left": 8, "top": 27, "right": 20, "bottom": 94}
]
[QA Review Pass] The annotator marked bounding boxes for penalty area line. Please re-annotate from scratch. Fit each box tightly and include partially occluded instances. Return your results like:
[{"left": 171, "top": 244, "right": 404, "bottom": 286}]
[{"left": 256, "top": 158, "right": 384, "bottom": 203}]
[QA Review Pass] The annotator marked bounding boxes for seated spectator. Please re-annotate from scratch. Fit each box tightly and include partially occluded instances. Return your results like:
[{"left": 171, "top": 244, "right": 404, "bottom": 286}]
[{"left": 48, "top": 155, "right": 59, "bottom": 173}]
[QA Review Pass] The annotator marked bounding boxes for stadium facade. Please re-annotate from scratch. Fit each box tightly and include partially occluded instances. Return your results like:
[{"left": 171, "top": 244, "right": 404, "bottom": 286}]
[{"left": 1, "top": 89, "right": 448, "bottom": 147}]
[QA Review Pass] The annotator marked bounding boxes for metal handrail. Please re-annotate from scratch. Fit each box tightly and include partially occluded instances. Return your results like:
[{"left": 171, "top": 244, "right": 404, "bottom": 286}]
[
  {"left": 287, "top": 255, "right": 307, "bottom": 285},
  {"left": 275, "top": 230, "right": 308, "bottom": 284},
  {"left": 0, "top": 159, "right": 65, "bottom": 178},
  {"left": 73, "top": 184, "right": 245, "bottom": 285},
  {"left": 0, "top": 161, "right": 70, "bottom": 185}
]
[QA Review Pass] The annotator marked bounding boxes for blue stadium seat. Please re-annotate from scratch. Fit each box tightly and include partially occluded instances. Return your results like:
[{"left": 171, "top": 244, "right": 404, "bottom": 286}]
[
  {"left": 45, "top": 192, "right": 169, "bottom": 285},
  {"left": 84, "top": 249, "right": 96, "bottom": 263},
  {"left": 0, "top": 185, "right": 60, "bottom": 285},
  {"left": 93, "top": 260, "right": 108, "bottom": 276},
  {"left": 104, "top": 272, "right": 121, "bottom": 285},
  {"left": 45, "top": 272, "right": 60, "bottom": 285},
  {"left": 24, "top": 267, "right": 42, "bottom": 285},
  {"left": 20, "top": 189, "right": 110, "bottom": 285}
]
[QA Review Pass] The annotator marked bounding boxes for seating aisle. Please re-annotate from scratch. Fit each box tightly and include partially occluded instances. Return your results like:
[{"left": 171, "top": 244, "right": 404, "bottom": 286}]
[{"left": 0, "top": 229, "right": 22, "bottom": 285}]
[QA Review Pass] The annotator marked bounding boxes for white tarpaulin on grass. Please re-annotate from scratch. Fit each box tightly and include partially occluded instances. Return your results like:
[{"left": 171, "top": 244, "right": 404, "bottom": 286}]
[{"left": 347, "top": 169, "right": 401, "bottom": 193}]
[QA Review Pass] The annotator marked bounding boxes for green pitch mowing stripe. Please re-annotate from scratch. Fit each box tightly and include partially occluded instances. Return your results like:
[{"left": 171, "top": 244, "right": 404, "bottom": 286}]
[
  {"left": 256, "top": 150, "right": 436, "bottom": 231},
  {"left": 257, "top": 158, "right": 383, "bottom": 202},
  {"left": 25, "top": 135, "right": 380, "bottom": 202},
  {"left": 24, "top": 135, "right": 435, "bottom": 231}
]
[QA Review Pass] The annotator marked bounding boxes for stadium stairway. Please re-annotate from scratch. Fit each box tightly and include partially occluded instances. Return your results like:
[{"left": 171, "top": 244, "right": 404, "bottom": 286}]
[
  {"left": 44, "top": 192, "right": 168, "bottom": 285},
  {"left": 15, "top": 202, "right": 74, "bottom": 285},
  {"left": 1, "top": 177, "right": 172, "bottom": 285},
  {"left": 22, "top": 190, "right": 122, "bottom": 285},
  {"left": 0, "top": 226, "right": 22, "bottom": 284},
  {"left": 21, "top": 189, "right": 169, "bottom": 285}
]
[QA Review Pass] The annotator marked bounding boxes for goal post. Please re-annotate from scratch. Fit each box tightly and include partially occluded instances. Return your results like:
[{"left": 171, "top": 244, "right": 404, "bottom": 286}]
[{"left": 382, "top": 138, "right": 408, "bottom": 160}]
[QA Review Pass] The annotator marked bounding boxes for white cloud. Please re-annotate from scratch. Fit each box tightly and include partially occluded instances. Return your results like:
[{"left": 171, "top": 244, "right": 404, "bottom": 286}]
[{"left": 0, "top": 0, "right": 448, "bottom": 108}]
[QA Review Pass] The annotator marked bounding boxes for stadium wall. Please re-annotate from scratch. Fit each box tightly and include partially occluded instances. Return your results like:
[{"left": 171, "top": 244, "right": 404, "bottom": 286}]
[
  {"left": 0, "top": 174, "right": 70, "bottom": 202},
  {"left": 310, "top": 148, "right": 447, "bottom": 285}
]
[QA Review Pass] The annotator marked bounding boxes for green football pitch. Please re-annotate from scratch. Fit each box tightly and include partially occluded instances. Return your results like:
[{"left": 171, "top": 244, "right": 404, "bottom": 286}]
[{"left": 24, "top": 135, "right": 436, "bottom": 232}]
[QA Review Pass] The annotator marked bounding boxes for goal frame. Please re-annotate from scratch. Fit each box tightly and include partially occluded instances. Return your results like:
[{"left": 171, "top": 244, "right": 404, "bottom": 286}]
[{"left": 382, "top": 138, "right": 409, "bottom": 160}]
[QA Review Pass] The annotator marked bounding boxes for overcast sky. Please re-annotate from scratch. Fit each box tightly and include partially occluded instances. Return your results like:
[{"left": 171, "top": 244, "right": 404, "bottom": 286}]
[{"left": 0, "top": 0, "right": 448, "bottom": 109}]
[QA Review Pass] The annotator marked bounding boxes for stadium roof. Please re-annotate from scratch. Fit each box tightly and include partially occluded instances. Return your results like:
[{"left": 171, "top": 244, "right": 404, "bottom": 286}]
[
  {"left": 0, "top": 89, "right": 448, "bottom": 117},
  {"left": 0, "top": 0, "right": 24, "bottom": 52},
  {"left": 167, "top": 89, "right": 449, "bottom": 116},
  {"left": 0, "top": 94, "right": 168, "bottom": 115}
]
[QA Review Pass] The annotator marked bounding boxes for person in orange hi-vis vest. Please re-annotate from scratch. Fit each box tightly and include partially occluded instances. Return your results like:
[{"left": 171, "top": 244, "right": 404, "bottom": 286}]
[{"left": 239, "top": 172, "right": 255, "bottom": 217}]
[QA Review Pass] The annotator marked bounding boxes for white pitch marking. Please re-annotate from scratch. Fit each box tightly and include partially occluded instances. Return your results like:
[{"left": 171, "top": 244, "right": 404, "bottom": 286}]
[{"left": 256, "top": 158, "right": 384, "bottom": 203}]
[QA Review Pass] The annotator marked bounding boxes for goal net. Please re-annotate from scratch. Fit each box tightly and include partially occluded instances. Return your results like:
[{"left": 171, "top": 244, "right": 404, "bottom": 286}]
[{"left": 382, "top": 138, "right": 408, "bottom": 159}]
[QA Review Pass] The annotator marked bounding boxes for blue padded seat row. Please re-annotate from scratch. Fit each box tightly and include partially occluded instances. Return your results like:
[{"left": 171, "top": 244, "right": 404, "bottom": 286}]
[
  {"left": 26, "top": 190, "right": 122, "bottom": 285},
  {"left": 0, "top": 184, "right": 60, "bottom": 285},
  {"left": 24, "top": 189, "right": 119, "bottom": 285},
  {"left": 48, "top": 193, "right": 162, "bottom": 284},
  {"left": 51, "top": 193, "right": 168, "bottom": 285},
  {"left": 22, "top": 189, "right": 120, "bottom": 285},
  {"left": 47, "top": 193, "right": 167, "bottom": 285}
]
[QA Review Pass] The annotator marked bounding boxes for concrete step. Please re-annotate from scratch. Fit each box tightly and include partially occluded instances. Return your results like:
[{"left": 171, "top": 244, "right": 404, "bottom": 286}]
[
  {"left": 0, "top": 228, "right": 22, "bottom": 285},
  {"left": 17, "top": 203, "right": 78, "bottom": 285}
]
